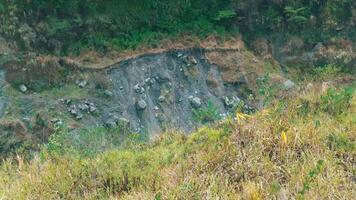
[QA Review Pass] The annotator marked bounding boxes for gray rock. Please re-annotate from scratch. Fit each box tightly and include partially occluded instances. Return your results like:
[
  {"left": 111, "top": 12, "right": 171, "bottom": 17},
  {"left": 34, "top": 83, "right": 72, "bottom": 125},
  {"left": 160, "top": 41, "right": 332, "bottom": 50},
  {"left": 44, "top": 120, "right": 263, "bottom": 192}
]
[
  {"left": 224, "top": 96, "right": 241, "bottom": 108},
  {"left": 78, "top": 80, "right": 88, "bottom": 88},
  {"left": 65, "top": 99, "right": 72, "bottom": 105},
  {"left": 89, "top": 105, "right": 97, "bottom": 113},
  {"left": 118, "top": 117, "right": 130, "bottom": 126},
  {"left": 158, "top": 95, "right": 165, "bottom": 102},
  {"left": 78, "top": 103, "right": 89, "bottom": 111},
  {"left": 19, "top": 84, "right": 28, "bottom": 93},
  {"left": 188, "top": 56, "right": 198, "bottom": 65},
  {"left": 51, "top": 118, "right": 63, "bottom": 127},
  {"left": 104, "top": 90, "right": 113, "bottom": 97},
  {"left": 75, "top": 113, "right": 83, "bottom": 120},
  {"left": 105, "top": 119, "right": 117, "bottom": 128},
  {"left": 189, "top": 96, "right": 202, "bottom": 108},
  {"left": 177, "top": 52, "right": 183, "bottom": 58},
  {"left": 136, "top": 99, "right": 147, "bottom": 110},
  {"left": 283, "top": 80, "right": 295, "bottom": 90},
  {"left": 134, "top": 84, "right": 145, "bottom": 94}
]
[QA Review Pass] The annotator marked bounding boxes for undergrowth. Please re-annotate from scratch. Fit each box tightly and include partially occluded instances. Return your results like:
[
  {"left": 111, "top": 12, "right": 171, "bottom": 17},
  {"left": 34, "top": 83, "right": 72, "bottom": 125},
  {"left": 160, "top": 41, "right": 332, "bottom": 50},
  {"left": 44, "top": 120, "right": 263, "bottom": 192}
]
[{"left": 0, "top": 82, "right": 354, "bottom": 199}]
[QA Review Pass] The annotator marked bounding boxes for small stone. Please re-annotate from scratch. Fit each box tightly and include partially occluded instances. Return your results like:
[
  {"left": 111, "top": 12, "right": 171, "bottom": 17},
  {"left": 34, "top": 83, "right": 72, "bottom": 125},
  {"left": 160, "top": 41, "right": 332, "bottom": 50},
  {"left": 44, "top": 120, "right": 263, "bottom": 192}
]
[
  {"left": 78, "top": 80, "right": 87, "bottom": 88},
  {"left": 224, "top": 96, "right": 241, "bottom": 108},
  {"left": 283, "top": 80, "right": 295, "bottom": 90},
  {"left": 177, "top": 52, "right": 183, "bottom": 58},
  {"left": 136, "top": 99, "right": 147, "bottom": 110},
  {"left": 51, "top": 118, "right": 63, "bottom": 127},
  {"left": 89, "top": 105, "right": 97, "bottom": 113},
  {"left": 118, "top": 117, "right": 130, "bottom": 126},
  {"left": 65, "top": 99, "right": 72, "bottom": 105},
  {"left": 189, "top": 96, "right": 202, "bottom": 108},
  {"left": 104, "top": 90, "right": 113, "bottom": 97},
  {"left": 149, "top": 78, "right": 156, "bottom": 84},
  {"left": 158, "top": 95, "right": 165, "bottom": 102},
  {"left": 134, "top": 84, "right": 145, "bottom": 94},
  {"left": 105, "top": 120, "right": 117, "bottom": 128},
  {"left": 69, "top": 108, "right": 77, "bottom": 115},
  {"left": 19, "top": 84, "right": 27, "bottom": 93},
  {"left": 78, "top": 103, "right": 89, "bottom": 111},
  {"left": 76, "top": 113, "right": 83, "bottom": 120},
  {"left": 188, "top": 56, "right": 198, "bottom": 65}
]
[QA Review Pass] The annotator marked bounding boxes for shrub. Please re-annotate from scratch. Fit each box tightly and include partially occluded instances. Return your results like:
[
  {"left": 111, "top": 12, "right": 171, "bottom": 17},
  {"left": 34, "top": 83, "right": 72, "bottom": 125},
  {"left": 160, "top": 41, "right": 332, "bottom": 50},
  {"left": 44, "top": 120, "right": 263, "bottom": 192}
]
[
  {"left": 193, "top": 101, "right": 221, "bottom": 124},
  {"left": 320, "top": 87, "right": 354, "bottom": 115},
  {"left": 312, "top": 65, "right": 342, "bottom": 81}
]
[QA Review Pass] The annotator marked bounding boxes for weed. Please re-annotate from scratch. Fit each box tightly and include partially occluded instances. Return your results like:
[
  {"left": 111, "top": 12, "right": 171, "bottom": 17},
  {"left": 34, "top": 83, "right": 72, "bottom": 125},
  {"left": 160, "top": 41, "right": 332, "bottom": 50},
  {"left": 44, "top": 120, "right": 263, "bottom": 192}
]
[
  {"left": 320, "top": 87, "right": 354, "bottom": 115},
  {"left": 298, "top": 160, "right": 325, "bottom": 198},
  {"left": 193, "top": 101, "right": 221, "bottom": 124},
  {"left": 327, "top": 133, "right": 355, "bottom": 152},
  {"left": 312, "top": 65, "right": 342, "bottom": 81}
]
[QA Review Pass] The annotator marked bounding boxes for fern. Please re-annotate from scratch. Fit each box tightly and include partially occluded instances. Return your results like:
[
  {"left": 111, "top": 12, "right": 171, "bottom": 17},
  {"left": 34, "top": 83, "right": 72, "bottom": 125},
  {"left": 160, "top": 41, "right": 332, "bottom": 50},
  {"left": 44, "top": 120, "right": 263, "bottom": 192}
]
[
  {"left": 284, "top": 6, "right": 310, "bottom": 25},
  {"left": 214, "top": 9, "right": 236, "bottom": 21}
]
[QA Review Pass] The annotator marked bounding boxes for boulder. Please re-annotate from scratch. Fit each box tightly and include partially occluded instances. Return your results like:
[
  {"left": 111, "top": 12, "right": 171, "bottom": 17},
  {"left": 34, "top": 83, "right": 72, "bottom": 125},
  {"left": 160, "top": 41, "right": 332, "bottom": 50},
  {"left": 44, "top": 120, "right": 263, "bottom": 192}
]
[
  {"left": 19, "top": 84, "right": 28, "bottom": 93},
  {"left": 189, "top": 96, "right": 202, "bottom": 108},
  {"left": 136, "top": 99, "right": 147, "bottom": 110}
]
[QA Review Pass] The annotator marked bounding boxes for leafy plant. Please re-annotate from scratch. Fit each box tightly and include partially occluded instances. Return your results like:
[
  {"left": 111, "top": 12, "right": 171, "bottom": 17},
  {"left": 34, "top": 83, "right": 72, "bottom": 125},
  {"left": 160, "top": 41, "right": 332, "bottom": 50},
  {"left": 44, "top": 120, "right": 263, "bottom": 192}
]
[
  {"left": 256, "top": 74, "right": 281, "bottom": 106},
  {"left": 298, "top": 160, "right": 325, "bottom": 198},
  {"left": 214, "top": 9, "right": 236, "bottom": 21},
  {"left": 284, "top": 6, "right": 310, "bottom": 26},
  {"left": 312, "top": 65, "right": 342, "bottom": 81},
  {"left": 193, "top": 101, "right": 221, "bottom": 124},
  {"left": 327, "top": 133, "right": 355, "bottom": 152},
  {"left": 320, "top": 87, "right": 354, "bottom": 115}
]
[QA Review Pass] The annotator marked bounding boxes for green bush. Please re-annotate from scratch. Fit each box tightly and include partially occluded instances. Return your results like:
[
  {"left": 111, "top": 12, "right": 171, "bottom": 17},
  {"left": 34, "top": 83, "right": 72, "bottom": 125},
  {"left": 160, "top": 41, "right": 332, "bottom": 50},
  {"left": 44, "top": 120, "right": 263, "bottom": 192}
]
[
  {"left": 284, "top": 6, "right": 310, "bottom": 27},
  {"left": 193, "top": 101, "right": 221, "bottom": 124},
  {"left": 312, "top": 65, "right": 342, "bottom": 81},
  {"left": 320, "top": 87, "right": 354, "bottom": 115}
]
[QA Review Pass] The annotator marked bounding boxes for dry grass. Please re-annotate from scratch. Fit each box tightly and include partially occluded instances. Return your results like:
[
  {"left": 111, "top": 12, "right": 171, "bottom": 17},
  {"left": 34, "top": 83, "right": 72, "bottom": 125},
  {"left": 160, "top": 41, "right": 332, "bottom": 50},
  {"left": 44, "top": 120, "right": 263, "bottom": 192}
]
[
  {"left": 0, "top": 82, "right": 354, "bottom": 200},
  {"left": 67, "top": 35, "right": 246, "bottom": 70}
]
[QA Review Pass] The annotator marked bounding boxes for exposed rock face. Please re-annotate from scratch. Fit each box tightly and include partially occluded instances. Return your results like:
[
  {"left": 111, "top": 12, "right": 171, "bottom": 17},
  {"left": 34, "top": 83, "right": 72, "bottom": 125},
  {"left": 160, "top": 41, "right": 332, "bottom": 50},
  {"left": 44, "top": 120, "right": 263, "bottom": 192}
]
[
  {"left": 104, "top": 50, "right": 254, "bottom": 133},
  {"left": 0, "top": 49, "right": 262, "bottom": 136}
]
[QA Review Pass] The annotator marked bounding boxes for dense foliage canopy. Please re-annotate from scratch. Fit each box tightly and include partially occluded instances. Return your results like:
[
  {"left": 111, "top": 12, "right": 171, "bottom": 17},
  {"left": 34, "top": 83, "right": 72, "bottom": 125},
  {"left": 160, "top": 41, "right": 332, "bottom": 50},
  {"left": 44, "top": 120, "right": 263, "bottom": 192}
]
[{"left": 0, "top": 0, "right": 354, "bottom": 54}]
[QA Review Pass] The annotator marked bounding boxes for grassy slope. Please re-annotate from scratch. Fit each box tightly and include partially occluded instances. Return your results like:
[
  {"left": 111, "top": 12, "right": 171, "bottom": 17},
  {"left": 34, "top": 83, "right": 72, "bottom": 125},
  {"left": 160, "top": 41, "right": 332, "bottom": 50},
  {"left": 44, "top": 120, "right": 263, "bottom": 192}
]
[{"left": 0, "top": 77, "right": 355, "bottom": 199}]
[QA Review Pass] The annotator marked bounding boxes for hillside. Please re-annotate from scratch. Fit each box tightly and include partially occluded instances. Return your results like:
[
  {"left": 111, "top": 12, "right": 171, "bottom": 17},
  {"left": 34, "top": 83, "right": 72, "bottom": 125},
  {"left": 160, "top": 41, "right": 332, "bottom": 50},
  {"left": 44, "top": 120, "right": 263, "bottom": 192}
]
[{"left": 0, "top": 1, "right": 355, "bottom": 199}]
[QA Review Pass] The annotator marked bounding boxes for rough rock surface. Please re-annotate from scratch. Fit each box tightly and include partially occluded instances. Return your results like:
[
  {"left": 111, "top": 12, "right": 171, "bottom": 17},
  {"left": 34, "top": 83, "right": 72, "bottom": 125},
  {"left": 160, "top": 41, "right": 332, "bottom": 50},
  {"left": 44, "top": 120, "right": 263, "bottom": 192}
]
[
  {"left": 0, "top": 49, "right": 259, "bottom": 135},
  {"left": 103, "top": 50, "right": 252, "bottom": 133}
]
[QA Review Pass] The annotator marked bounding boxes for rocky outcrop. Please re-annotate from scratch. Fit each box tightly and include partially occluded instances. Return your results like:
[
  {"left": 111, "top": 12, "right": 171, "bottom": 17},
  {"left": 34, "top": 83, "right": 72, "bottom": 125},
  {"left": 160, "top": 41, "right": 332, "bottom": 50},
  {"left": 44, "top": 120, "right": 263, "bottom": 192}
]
[
  {"left": 102, "top": 49, "right": 258, "bottom": 133},
  {"left": 0, "top": 48, "right": 273, "bottom": 135}
]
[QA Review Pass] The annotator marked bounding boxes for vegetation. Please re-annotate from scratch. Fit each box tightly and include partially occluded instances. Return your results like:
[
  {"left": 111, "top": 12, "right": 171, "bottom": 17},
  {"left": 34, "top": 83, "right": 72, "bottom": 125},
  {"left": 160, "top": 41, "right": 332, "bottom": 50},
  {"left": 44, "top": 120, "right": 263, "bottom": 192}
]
[
  {"left": 193, "top": 101, "right": 221, "bottom": 124},
  {"left": 0, "top": 79, "right": 354, "bottom": 199},
  {"left": 0, "top": 1, "right": 355, "bottom": 199},
  {"left": 0, "top": 0, "right": 354, "bottom": 55}
]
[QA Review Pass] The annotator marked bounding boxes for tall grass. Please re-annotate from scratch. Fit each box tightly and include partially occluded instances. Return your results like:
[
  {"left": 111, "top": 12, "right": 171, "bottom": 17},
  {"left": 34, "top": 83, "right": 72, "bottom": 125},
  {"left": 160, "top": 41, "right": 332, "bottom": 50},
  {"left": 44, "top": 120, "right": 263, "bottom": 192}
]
[{"left": 0, "top": 82, "right": 354, "bottom": 199}]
